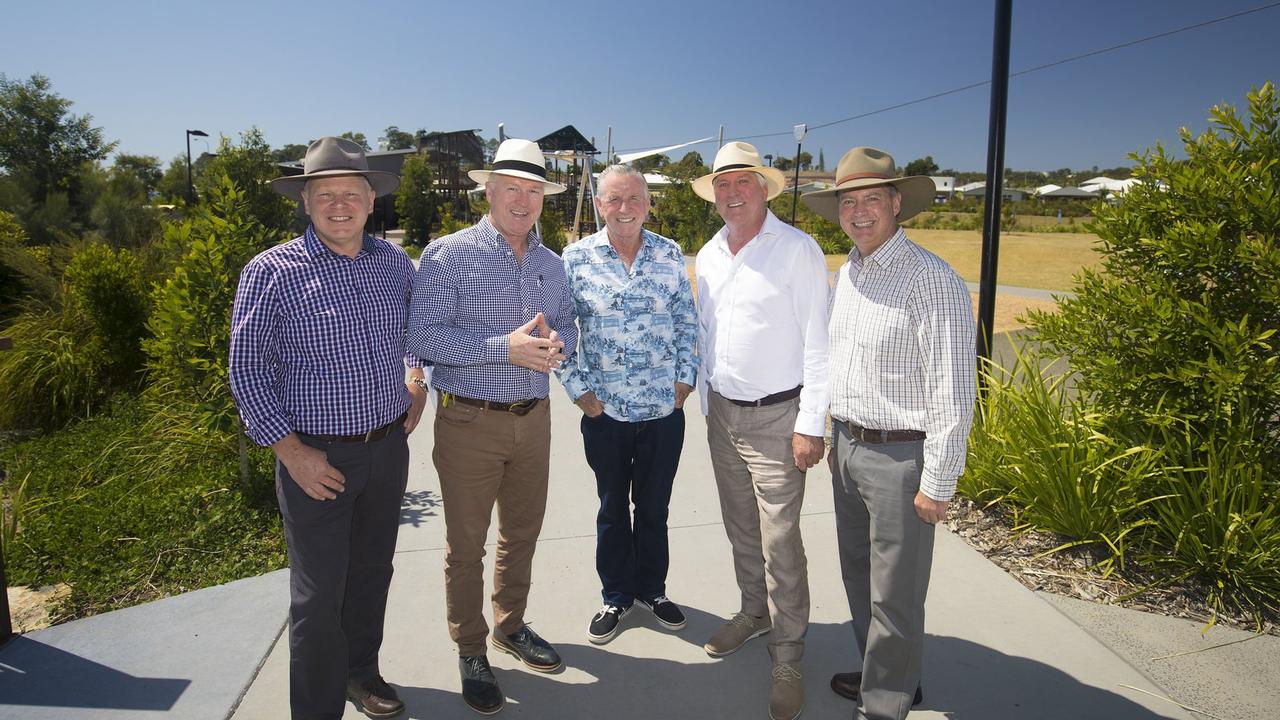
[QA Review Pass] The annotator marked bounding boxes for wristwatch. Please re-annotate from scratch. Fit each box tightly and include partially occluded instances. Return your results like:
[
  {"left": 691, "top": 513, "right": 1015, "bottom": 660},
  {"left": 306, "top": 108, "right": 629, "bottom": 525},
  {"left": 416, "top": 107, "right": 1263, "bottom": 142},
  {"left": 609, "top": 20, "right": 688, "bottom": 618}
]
[{"left": 409, "top": 376, "right": 430, "bottom": 392}]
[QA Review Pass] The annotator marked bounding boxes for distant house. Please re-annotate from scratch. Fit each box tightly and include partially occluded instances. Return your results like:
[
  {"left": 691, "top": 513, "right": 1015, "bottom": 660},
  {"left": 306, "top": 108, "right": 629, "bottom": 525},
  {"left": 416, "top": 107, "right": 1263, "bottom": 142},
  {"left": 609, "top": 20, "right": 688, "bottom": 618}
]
[
  {"left": 956, "top": 181, "right": 1028, "bottom": 201},
  {"left": 1036, "top": 183, "right": 1062, "bottom": 195},
  {"left": 1080, "top": 177, "right": 1141, "bottom": 196},
  {"left": 930, "top": 176, "right": 954, "bottom": 202},
  {"left": 1039, "top": 186, "right": 1101, "bottom": 200}
]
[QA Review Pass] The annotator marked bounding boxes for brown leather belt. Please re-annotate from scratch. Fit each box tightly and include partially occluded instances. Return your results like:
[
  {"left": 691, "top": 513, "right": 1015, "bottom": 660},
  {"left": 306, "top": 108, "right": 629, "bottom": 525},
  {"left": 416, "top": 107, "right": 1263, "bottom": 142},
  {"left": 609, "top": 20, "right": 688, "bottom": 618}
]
[
  {"left": 300, "top": 411, "right": 408, "bottom": 443},
  {"left": 842, "top": 420, "right": 926, "bottom": 443},
  {"left": 442, "top": 391, "right": 544, "bottom": 416},
  {"left": 723, "top": 385, "right": 802, "bottom": 408}
]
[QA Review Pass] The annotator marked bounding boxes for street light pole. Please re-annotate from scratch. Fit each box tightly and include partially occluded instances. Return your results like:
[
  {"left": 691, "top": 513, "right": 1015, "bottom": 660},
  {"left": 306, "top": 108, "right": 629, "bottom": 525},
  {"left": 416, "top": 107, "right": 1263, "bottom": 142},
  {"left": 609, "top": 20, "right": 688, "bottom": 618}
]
[
  {"left": 790, "top": 124, "right": 807, "bottom": 225},
  {"left": 185, "top": 129, "right": 208, "bottom": 204}
]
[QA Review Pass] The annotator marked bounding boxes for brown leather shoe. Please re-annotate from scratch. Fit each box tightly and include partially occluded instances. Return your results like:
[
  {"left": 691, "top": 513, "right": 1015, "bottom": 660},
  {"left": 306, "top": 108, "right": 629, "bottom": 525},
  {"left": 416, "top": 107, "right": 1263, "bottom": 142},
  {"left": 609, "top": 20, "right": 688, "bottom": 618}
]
[
  {"left": 346, "top": 675, "right": 405, "bottom": 718},
  {"left": 830, "top": 671, "right": 922, "bottom": 706}
]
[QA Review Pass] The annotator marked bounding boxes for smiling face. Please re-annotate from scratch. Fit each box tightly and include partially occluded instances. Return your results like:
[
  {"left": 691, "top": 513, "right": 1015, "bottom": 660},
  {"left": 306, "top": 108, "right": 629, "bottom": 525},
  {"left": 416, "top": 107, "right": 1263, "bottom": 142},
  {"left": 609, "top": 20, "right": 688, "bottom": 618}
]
[
  {"left": 485, "top": 173, "right": 546, "bottom": 244},
  {"left": 595, "top": 172, "right": 650, "bottom": 246},
  {"left": 838, "top": 184, "right": 902, "bottom": 257},
  {"left": 300, "top": 175, "right": 376, "bottom": 256},
  {"left": 712, "top": 170, "right": 769, "bottom": 233}
]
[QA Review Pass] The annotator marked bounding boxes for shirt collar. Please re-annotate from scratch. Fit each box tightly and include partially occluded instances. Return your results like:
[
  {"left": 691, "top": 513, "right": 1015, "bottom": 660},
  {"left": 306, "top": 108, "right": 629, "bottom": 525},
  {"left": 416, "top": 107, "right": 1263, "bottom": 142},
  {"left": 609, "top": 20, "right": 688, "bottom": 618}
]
[
  {"left": 712, "top": 209, "right": 781, "bottom": 256},
  {"left": 478, "top": 214, "right": 544, "bottom": 252},
  {"left": 850, "top": 226, "right": 908, "bottom": 269},
  {"left": 590, "top": 227, "right": 656, "bottom": 261},
  {"left": 303, "top": 225, "right": 382, "bottom": 260}
]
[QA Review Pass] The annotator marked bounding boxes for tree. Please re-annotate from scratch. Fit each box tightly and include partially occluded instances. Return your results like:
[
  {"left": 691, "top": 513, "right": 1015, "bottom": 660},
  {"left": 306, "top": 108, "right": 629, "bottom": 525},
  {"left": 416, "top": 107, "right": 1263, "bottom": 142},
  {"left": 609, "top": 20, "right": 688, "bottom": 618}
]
[
  {"left": 797, "top": 151, "right": 813, "bottom": 171},
  {"left": 773, "top": 156, "right": 793, "bottom": 172},
  {"left": 340, "top": 131, "right": 370, "bottom": 151},
  {"left": 112, "top": 154, "right": 162, "bottom": 197},
  {"left": 650, "top": 180, "right": 719, "bottom": 253},
  {"left": 632, "top": 153, "right": 670, "bottom": 174},
  {"left": 904, "top": 156, "right": 940, "bottom": 176},
  {"left": 272, "top": 143, "right": 309, "bottom": 163},
  {"left": 195, "top": 129, "right": 294, "bottom": 237},
  {"left": 0, "top": 73, "right": 115, "bottom": 205},
  {"left": 394, "top": 150, "right": 438, "bottom": 244},
  {"left": 383, "top": 126, "right": 415, "bottom": 150},
  {"left": 817, "top": 149, "right": 825, "bottom": 172},
  {"left": 665, "top": 151, "right": 707, "bottom": 181},
  {"left": 1031, "top": 82, "right": 1280, "bottom": 451}
]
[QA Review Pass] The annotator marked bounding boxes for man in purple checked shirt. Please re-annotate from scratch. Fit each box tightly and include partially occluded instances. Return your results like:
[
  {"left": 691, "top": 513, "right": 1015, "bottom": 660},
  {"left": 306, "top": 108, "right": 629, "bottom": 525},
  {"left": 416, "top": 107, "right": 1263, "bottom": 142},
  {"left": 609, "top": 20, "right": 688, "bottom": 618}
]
[
  {"left": 230, "top": 137, "right": 428, "bottom": 720},
  {"left": 407, "top": 138, "right": 577, "bottom": 716}
]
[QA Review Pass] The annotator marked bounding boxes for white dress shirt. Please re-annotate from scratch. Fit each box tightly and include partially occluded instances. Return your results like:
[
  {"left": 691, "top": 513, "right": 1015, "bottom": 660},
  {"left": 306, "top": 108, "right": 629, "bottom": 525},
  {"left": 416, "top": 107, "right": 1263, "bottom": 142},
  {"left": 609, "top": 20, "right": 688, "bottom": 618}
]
[
  {"left": 695, "top": 210, "right": 830, "bottom": 437},
  {"left": 828, "top": 227, "right": 977, "bottom": 501}
]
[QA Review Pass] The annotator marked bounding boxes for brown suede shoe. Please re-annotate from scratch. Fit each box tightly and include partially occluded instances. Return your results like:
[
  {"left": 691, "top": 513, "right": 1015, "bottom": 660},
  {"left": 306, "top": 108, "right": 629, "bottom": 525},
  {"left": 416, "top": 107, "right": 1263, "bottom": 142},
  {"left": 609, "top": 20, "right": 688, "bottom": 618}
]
[
  {"left": 346, "top": 675, "right": 405, "bottom": 718},
  {"left": 830, "top": 671, "right": 922, "bottom": 706},
  {"left": 769, "top": 662, "right": 804, "bottom": 720}
]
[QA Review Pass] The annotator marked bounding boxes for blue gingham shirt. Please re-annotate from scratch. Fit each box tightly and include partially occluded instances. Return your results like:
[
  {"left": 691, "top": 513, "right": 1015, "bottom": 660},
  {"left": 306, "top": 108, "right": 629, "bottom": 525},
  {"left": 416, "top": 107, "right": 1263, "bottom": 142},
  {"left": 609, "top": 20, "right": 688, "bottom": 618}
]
[
  {"left": 229, "top": 226, "right": 423, "bottom": 446},
  {"left": 557, "top": 228, "right": 698, "bottom": 422},
  {"left": 407, "top": 215, "right": 577, "bottom": 402}
]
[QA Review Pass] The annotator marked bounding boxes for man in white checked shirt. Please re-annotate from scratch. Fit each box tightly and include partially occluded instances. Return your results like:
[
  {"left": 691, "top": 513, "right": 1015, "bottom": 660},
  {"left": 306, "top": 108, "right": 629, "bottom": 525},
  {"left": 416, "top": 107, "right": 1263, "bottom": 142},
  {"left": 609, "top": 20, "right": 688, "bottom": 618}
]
[
  {"left": 802, "top": 147, "right": 976, "bottom": 720},
  {"left": 692, "top": 142, "right": 829, "bottom": 720}
]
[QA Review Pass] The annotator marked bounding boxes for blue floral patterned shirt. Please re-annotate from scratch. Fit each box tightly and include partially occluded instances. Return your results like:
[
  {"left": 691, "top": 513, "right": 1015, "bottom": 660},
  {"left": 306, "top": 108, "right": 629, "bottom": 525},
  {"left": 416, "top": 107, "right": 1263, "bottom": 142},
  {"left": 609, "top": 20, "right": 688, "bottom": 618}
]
[{"left": 557, "top": 228, "right": 698, "bottom": 422}]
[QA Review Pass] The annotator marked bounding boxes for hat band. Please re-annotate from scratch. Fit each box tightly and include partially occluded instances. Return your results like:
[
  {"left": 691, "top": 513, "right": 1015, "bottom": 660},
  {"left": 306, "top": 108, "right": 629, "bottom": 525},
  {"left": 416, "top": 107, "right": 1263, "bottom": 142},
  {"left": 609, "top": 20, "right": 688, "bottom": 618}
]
[
  {"left": 491, "top": 159, "right": 548, "bottom": 179},
  {"left": 713, "top": 162, "right": 760, "bottom": 173},
  {"left": 836, "top": 171, "right": 893, "bottom": 186},
  {"left": 308, "top": 164, "right": 370, "bottom": 175}
]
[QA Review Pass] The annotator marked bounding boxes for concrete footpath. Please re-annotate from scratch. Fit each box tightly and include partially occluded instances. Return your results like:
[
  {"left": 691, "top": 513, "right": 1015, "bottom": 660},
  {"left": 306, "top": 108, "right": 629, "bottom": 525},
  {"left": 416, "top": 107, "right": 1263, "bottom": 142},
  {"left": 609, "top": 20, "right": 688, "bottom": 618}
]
[{"left": 3, "top": 386, "right": 1272, "bottom": 719}]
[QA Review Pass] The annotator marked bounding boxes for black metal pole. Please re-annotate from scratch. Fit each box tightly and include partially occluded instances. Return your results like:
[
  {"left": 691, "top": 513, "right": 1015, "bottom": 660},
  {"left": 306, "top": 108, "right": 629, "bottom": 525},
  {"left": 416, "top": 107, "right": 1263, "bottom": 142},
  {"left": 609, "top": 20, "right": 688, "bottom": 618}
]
[
  {"left": 790, "top": 142, "right": 802, "bottom": 224},
  {"left": 976, "top": 0, "right": 1013, "bottom": 386},
  {"left": 1, "top": 336, "right": 12, "bottom": 645},
  {"left": 186, "top": 132, "right": 194, "bottom": 205}
]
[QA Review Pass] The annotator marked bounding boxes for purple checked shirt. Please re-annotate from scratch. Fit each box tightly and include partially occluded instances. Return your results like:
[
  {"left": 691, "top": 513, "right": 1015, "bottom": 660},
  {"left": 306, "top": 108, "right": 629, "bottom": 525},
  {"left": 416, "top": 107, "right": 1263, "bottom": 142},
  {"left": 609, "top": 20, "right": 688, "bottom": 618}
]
[
  {"left": 229, "top": 226, "right": 424, "bottom": 446},
  {"left": 407, "top": 216, "right": 577, "bottom": 402}
]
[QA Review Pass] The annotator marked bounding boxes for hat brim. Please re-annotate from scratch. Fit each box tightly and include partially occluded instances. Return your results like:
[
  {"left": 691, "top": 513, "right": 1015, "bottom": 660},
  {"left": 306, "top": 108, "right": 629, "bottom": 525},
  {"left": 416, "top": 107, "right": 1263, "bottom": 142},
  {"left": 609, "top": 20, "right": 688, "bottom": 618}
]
[
  {"left": 270, "top": 169, "right": 400, "bottom": 201},
  {"left": 801, "top": 175, "right": 935, "bottom": 224},
  {"left": 691, "top": 166, "right": 787, "bottom": 203},
  {"left": 468, "top": 168, "right": 568, "bottom": 195}
]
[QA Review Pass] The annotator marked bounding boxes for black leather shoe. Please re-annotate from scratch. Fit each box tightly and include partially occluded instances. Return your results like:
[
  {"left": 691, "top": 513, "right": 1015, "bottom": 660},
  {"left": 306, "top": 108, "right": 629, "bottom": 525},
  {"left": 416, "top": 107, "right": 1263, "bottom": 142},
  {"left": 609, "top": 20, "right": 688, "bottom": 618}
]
[
  {"left": 830, "top": 671, "right": 922, "bottom": 706},
  {"left": 491, "top": 624, "right": 563, "bottom": 672},
  {"left": 346, "top": 675, "right": 405, "bottom": 718},
  {"left": 460, "top": 655, "right": 504, "bottom": 715}
]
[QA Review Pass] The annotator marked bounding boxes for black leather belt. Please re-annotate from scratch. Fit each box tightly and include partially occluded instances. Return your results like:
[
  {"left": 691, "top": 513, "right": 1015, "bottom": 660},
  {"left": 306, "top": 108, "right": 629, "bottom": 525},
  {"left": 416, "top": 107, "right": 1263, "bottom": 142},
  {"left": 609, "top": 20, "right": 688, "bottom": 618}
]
[
  {"left": 441, "top": 391, "right": 544, "bottom": 416},
  {"left": 300, "top": 411, "right": 408, "bottom": 443},
  {"left": 842, "top": 420, "right": 926, "bottom": 443},
  {"left": 724, "top": 385, "right": 802, "bottom": 408}
]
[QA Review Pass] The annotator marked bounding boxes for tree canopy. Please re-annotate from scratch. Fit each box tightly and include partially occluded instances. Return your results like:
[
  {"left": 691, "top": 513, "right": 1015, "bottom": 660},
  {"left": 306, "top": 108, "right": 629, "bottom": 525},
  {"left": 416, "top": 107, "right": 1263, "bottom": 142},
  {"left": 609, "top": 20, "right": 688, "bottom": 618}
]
[{"left": 0, "top": 73, "right": 116, "bottom": 203}]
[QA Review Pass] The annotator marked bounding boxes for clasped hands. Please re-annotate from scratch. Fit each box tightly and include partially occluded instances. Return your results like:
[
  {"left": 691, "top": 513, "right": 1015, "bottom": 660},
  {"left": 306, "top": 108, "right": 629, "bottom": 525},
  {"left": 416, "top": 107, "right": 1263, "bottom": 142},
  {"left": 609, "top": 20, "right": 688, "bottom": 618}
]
[{"left": 509, "top": 312, "right": 564, "bottom": 374}]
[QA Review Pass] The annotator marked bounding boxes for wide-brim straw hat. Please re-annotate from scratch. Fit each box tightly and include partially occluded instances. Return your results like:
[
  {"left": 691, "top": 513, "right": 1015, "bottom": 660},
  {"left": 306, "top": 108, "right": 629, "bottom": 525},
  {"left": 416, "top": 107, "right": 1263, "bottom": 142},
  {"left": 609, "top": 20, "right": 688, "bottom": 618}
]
[
  {"left": 692, "top": 141, "right": 787, "bottom": 202},
  {"left": 468, "top": 139, "right": 567, "bottom": 195},
  {"left": 270, "top": 136, "right": 400, "bottom": 201},
  {"left": 801, "top": 146, "right": 935, "bottom": 223}
]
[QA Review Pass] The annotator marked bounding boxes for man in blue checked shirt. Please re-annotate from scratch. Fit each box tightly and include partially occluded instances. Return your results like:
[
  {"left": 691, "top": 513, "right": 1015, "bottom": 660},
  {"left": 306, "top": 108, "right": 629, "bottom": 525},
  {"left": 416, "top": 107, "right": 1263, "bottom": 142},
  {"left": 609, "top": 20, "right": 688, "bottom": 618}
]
[
  {"left": 557, "top": 164, "right": 698, "bottom": 646},
  {"left": 406, "top": 138, "right": 577, "bottom": 716},
  {"left": 229, "top": 137, "right": 428, "bottom": 720}
]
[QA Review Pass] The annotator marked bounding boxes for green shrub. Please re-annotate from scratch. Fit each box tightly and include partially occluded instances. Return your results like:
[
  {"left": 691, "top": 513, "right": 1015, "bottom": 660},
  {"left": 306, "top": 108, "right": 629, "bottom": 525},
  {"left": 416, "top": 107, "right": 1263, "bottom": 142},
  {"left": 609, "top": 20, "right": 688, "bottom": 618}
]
[
  {"left": 0, "top": 396, "right": 284, "bottom": 621},
  {"left": 1031, "top": 82, "right": 1280, "bottom": 450},
  {"left": 0, "top": 309, "right": 92, "bottom": 429},
  {"left": 64, "top": 242, "right": 149, "bottom": 389},
  {"left": 394, "top": 150, "right": 439, "bottom": 245}
]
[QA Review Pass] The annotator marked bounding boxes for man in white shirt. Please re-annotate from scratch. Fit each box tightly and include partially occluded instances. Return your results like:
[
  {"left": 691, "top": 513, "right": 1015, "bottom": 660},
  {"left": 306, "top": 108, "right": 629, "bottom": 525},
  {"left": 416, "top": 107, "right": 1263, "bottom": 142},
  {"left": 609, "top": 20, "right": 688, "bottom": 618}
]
[
  {"left": 803, "top": 147, "right": 975, "bottom": 720},
  {"left": 693, "top": 142, "right": 829, "bottom": 720}
]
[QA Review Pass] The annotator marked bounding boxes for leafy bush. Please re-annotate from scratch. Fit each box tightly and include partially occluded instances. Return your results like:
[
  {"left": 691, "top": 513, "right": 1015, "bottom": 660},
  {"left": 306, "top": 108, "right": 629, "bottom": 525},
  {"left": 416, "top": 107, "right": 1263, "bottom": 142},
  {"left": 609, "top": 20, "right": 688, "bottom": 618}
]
[
  {"left": 1030, "top": 82, "right": 1280, "bottom": 450},
  {"left": 0, "top": 396, "right": 284, "bottom": 621},
  {"left": 394, "top": 150, "right": 439, "bottom": 245},
  {"left": 0, "top": 309, "right": 85, "bottom": 429},
  {"left": 64, "top": 242, "right": 149, "bottom": 389},
  {"left": 194, "top": 128, "right": 295, "bottom": 237}
]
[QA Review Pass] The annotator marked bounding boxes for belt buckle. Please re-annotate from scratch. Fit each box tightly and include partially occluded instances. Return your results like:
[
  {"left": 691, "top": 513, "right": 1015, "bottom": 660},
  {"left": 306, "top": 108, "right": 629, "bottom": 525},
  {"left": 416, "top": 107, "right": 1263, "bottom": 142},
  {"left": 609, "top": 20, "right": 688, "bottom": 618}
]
[{"left": 508, "top": 399, "right": 535, "bottom": 416}]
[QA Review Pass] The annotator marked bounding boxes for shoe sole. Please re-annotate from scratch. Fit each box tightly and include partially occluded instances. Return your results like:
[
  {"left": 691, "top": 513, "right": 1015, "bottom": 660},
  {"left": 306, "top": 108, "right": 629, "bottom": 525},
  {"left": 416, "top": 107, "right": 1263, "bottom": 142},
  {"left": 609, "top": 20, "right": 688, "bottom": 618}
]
[
  {"left": 587, "top": 606, "right": 630, "bottom": 644},
  {"left": 703, "top": 626, "right": 771, "bottom": 658},
  {"left": 769, "top": 708, "right": 802, "bottom": 720},
  {"left": 346, "top": 692, "right": 405, "bottom": 719},
  {"left": 463, "top": 695, "right": 504, "bottom": 716},
  {"left": 489, "top": 636, "right": 563, "bottom": 673},
  {"left": 638, "top": 602, "right": 687, "bottom": 631}
]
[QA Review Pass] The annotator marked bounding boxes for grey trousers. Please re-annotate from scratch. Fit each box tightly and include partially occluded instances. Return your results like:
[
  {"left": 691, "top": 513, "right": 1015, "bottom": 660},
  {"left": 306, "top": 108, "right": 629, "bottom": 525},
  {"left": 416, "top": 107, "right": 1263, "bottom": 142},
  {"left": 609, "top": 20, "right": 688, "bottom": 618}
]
[
  {"left": 707, "top": 390, "right": 809, "bottom": 664},
  {"left": 276, "top": 425, "right": 410, "bottom": 720},
  {"left": 832, "top": 422, "right": 934, "bottom": 720}
]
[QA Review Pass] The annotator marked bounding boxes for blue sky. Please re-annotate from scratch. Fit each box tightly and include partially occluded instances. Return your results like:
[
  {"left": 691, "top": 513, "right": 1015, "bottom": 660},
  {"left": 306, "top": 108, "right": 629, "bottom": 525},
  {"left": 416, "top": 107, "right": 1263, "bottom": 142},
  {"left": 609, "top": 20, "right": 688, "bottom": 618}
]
[{"left": 4, "top": 0, "right": 1278, "bottom": 173}]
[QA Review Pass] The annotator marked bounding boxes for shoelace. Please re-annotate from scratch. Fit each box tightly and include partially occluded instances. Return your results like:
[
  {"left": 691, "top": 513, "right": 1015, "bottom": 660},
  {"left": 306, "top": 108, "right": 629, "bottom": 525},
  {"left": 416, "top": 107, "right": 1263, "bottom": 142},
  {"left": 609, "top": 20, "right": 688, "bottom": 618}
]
[
  {"left": 595, "top": 604, "right": 624, "bottom": 620},
  {"left": 648, "top": 595, "right": 672, "bottom": 606},
  {"left": 772, "top": 663, "right": 803, "bottom": 682},
  {"left": 729, "top": 611, "right": 763, "bottom": 629},
  {"left": 463, "top": 656, "right": 495, "bottom": 681}
]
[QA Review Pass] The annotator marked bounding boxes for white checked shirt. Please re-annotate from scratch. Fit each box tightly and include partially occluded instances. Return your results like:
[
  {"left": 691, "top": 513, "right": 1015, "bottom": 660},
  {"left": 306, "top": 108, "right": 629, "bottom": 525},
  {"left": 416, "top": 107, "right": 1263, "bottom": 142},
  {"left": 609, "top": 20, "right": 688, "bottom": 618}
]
[
  {"left": 696, "top": 210, "right": 830, "bottom": 437},
  {"left": 829, "top": 227, "right": 976, "bottom": 501}
]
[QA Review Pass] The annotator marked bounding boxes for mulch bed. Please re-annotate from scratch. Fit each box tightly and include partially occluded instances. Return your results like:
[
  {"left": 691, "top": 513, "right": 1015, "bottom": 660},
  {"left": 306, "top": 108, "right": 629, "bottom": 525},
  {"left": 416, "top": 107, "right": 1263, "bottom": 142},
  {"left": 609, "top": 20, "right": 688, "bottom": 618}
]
[{"left": 945, "top": 496, "right": 1279, "bottom": 636}]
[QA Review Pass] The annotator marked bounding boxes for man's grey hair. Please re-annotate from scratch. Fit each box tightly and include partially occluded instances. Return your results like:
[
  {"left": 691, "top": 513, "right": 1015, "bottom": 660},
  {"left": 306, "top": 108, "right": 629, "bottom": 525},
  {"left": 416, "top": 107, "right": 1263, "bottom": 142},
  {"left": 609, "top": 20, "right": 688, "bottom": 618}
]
[{"left": 598, "top": 164, "right": 650, "bottom": 201}]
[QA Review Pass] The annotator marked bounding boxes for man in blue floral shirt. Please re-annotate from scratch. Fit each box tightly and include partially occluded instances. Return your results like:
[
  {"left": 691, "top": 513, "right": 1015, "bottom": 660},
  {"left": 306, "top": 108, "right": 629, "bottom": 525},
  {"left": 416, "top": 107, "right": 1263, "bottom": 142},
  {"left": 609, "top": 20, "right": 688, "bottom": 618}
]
[{"left": 558, "top": 164, "right": 698, "bottom": 644}]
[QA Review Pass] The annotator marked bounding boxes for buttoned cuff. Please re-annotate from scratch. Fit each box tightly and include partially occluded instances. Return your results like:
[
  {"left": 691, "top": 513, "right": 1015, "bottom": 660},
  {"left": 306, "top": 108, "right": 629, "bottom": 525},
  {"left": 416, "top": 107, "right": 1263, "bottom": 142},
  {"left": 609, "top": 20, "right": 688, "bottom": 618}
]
[
  {"left": 246, "top": 414, "right": 292, "bottom": 448},
  {"left": 919, "top": 468, "right": 956, "bottom": 502},
  {"left": 676, "top": 365, "right": 697, "bottom": 388},
  {"left": 484, "top": 334, "right": 509, "bottom": 363},
  {"left": 793, "top": 409, "right": 826, "bottom": 438}
]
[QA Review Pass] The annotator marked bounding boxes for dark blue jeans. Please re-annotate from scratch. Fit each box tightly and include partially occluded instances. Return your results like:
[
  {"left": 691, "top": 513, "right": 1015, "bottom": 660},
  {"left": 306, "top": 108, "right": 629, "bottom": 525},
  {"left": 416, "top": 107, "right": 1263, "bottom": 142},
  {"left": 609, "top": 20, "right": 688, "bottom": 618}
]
[{"left": 581, "top": 408, "right": 685, "bottom": 607}]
